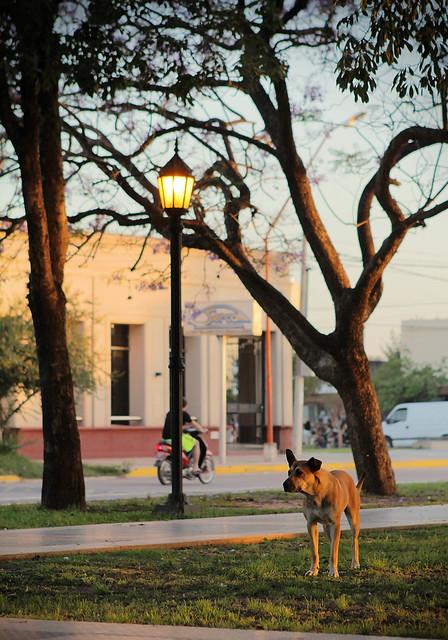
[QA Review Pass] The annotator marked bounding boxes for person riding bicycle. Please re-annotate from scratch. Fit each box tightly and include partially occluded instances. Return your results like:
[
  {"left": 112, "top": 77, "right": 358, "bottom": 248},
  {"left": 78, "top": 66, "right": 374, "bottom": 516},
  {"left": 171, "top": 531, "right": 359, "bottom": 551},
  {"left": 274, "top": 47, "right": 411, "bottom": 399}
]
[{"left": 162, "top": 399, "right": 207, "bottom": 474}]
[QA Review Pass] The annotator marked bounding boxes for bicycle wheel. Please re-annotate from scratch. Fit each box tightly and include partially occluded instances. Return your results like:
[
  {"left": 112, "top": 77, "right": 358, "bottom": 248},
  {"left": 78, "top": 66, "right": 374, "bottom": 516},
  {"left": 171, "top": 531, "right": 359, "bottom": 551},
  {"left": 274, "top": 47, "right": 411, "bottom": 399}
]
[
  {"left": 157, "top": 459, "right": 172, "bottom": 485},
  {"left": 198, "top": 456, "right": 215, "bottom": 484}
]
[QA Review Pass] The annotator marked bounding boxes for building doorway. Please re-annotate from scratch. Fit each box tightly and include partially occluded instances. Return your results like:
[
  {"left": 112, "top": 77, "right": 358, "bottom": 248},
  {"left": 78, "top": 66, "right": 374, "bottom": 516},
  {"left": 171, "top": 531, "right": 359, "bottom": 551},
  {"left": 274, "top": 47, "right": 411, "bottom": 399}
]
[{"left": 226, "top": 336, "right": 264, "bottom": 444}]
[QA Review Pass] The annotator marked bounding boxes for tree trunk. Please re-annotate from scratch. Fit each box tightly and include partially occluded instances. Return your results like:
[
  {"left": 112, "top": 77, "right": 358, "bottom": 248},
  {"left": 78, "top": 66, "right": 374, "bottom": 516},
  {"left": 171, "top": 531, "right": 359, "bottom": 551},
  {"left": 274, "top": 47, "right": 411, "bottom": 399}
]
[
  {"left": 336, "top": 350, "right": 396, "bottom": 495},
  {"left": 19, "top": 133, "right": 86, "bottom": 509},
  {"left": 29, "top": 283, "right": 86, "bottom": 509}
]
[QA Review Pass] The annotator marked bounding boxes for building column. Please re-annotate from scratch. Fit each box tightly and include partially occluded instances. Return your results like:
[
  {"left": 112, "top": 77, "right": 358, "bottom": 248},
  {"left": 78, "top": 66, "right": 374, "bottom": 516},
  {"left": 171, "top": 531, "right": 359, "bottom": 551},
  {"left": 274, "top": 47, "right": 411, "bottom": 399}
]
[{"left": 219, "top": 335, "right": 227, "bottom": 464}]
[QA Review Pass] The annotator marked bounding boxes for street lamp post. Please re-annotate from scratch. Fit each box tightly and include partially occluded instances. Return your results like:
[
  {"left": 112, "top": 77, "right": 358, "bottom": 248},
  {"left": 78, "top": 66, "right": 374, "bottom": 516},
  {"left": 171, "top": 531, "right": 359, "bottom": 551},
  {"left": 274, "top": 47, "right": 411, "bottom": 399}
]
[{"left": 157, "top": 143, "right": 195, "bottom": 514}]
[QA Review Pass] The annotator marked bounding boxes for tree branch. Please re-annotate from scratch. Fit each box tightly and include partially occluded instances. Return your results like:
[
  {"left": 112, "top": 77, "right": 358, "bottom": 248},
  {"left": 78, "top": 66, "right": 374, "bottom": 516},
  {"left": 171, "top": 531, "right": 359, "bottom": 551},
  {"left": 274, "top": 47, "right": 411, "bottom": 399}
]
[
  {"left": 155, "top": 106, "right": 278, "bottom": 157},
  {"left": 375, "top": 126, "right": 448, "bottom": 224},
  {"left": 282, "top": 0, "right": 309, "bottom": 25},
  {"left": 0, "top": 61, "right": 23, "bottom": 152},
  {"left": 406, "top": 199, "right": 448, "bottom": 226},
  {"left": 272, "top": 78, "right": 351, "bottom": 297},
  {"left": 63, "top": 121, "right": 165, "bottom": 230},
  {"left": 180, "top": 220, "right": 336, "bottom": 377},
  {"left": 68, "top": 208, "right": 150, "bottom": 227},
  {"left": 357, "top": 176, "right": 376, "bottom": 266}
]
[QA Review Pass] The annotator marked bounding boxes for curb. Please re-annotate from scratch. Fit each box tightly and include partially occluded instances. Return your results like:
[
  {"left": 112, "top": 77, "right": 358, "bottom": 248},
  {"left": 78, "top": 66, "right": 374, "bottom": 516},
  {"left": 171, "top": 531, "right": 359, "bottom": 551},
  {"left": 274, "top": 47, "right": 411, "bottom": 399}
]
[
  {"left": 127, "top": 463, "right": 296, "bottom": 478},
  {"left": 0, "top": 474, "right": 21, "bottom": 483},
  {"left": 2, "top": 459, "right": 447, "bottom": 482},
  {"left": 125, "top": 458, "right": 448, "bottom": 479}
]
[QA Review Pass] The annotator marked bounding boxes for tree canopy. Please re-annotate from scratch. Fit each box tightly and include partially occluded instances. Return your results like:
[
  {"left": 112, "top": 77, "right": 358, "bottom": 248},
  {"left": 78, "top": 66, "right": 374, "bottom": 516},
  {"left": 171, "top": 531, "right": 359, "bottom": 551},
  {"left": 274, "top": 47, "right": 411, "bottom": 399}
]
[{"left": 1, "top": 0, "right": 447, "bottom": 494}]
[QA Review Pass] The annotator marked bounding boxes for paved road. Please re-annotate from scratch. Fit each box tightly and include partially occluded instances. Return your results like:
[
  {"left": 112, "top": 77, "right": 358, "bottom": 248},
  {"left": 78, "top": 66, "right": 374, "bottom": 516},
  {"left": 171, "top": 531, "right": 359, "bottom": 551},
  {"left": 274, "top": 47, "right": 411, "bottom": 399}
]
[{"left": 1, "top": 451, "right": 447, "bottom": 505}]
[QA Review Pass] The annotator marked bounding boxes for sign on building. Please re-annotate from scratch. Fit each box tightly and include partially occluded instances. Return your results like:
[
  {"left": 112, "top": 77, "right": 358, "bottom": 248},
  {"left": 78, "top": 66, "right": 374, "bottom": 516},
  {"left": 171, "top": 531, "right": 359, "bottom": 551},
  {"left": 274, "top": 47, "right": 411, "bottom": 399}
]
[{"left": 183, "top": 301, "right": 262, "bottom": 336}]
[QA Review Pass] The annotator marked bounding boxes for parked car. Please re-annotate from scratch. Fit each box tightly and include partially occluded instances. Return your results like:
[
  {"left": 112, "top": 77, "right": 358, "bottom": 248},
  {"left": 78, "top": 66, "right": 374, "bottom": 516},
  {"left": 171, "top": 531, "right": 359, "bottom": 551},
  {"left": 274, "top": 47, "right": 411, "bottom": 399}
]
[{"left": 382, "top": 401, "right": 448, "bottom": 447}]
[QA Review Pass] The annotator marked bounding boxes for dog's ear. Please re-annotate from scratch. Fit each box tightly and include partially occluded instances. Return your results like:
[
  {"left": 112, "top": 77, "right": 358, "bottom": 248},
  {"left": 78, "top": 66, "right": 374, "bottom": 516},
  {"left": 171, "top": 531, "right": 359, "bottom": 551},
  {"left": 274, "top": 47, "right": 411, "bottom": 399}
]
[
  {"left": 307, "top": 457, "right": 322, "bottom": 472},
  {"left": 286, "top": 449, "right": 296, "bottom": 467}
]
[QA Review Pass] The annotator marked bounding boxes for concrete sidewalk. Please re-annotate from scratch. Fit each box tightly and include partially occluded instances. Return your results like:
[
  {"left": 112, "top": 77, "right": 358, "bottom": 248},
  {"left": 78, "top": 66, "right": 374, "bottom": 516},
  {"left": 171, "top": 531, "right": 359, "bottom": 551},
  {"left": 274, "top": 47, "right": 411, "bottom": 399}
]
[
  {"left": 1, "top": 504, "right": 447, "bottom": 560},
  {"left": 0, "top": 618, "right": 436, "bottom": 640}
]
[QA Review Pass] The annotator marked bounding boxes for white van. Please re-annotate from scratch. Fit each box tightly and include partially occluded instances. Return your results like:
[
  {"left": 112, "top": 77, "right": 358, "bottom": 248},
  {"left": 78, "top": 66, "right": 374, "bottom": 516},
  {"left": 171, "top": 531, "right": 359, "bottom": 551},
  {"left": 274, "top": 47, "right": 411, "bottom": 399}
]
[{"left": 382, "top": 401, "right": 448, "bottom": 447}]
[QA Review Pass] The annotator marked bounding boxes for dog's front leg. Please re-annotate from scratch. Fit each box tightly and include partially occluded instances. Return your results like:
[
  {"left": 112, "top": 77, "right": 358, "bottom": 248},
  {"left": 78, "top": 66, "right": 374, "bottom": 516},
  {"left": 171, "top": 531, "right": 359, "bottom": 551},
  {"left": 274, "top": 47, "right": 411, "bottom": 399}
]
[
  {"left": 328, "top": 522, "right": 341, "bottom": 578},
  {"left": 305, "top": 520, "right": 319, "bottom": 576}
]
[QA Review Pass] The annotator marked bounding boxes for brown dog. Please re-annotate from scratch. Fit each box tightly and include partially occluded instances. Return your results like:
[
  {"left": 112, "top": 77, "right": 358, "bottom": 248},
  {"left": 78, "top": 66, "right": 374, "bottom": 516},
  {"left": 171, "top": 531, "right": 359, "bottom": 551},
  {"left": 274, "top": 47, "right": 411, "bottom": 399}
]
[{"left": 283, "top": 449, "right": 364, "bottom": 578}]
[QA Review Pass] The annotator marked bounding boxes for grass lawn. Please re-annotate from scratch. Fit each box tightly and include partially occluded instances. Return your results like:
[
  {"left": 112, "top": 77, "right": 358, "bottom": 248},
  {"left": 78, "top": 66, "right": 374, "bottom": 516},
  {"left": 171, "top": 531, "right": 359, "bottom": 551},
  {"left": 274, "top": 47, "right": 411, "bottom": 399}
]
[
  {"left": 0, "top": 450, "right": 128, "bottom": 479},
  {"left": 1, "top": 482, "right": 448, "bottom": 530},
  {"left": 0, "top": 526, "right": 446, "bottom": 638},
  {"left": 0, "top": 450, "right": 43, "bottom": 479}
]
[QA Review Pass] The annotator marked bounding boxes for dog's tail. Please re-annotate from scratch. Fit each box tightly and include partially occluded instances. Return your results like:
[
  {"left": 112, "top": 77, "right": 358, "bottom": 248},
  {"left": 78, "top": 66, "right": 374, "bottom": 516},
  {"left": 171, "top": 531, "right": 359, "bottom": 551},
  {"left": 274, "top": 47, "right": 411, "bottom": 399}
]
[
  {"left": 357, "top": 452, "right": 370, "bottom": 492},
  {"left": 356, "top": 473, "right": 366, "bottom": 492}
]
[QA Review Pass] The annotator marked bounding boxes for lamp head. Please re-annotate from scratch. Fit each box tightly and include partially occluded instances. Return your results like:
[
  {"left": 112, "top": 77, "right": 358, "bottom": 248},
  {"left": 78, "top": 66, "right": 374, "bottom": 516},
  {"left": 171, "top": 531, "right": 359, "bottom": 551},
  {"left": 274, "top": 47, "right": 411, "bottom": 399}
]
[{"left": 157, "top": 145, "right": 194, "bottom": 211}]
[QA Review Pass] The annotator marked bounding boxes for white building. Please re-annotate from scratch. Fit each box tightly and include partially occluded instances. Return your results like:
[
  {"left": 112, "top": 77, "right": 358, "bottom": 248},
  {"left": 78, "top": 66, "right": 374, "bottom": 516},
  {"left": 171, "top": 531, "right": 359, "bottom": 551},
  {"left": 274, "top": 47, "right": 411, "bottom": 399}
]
[
  {"left": 401, "top": 319, "right": 448, "bottom": 367},
  {"left": 0, "top": 233, "right": 299, "bottom": 460}
]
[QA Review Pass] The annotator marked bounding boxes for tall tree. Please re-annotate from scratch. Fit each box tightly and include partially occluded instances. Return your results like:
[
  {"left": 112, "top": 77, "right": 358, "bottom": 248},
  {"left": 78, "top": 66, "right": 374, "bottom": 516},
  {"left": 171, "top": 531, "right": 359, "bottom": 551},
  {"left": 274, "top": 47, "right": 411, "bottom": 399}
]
[
  {"left": 0, "top": 0, "right": 149, "bottom": 508},
  {"left": 0, "top": 1, "right": 86, "bottom": 508},
  {"left": 62, "top": 1, "right": 447, "bottom": 493}
]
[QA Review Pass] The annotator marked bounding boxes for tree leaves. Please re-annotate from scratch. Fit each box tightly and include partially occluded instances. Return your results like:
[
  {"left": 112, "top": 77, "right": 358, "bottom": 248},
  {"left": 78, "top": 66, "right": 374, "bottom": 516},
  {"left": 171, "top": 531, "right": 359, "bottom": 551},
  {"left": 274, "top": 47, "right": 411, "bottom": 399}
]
[
  {"left": 335, "top": 0, "right": 448, "bottom": 103},
  {"left": 0, "top": 308, "right": 96, "bottom": 430}
]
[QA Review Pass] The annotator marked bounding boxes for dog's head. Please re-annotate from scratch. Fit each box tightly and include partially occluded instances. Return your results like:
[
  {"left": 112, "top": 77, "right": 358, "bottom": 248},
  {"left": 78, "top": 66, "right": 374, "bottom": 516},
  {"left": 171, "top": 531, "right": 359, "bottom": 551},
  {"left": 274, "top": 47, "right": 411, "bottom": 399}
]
[{"left": 283, "top": 449, "right": 322, "bottom": 495}]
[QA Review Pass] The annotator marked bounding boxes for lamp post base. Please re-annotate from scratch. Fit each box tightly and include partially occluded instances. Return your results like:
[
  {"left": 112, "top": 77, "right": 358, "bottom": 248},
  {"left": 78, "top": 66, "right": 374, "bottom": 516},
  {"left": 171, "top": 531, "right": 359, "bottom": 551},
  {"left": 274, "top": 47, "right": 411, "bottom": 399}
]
[
  {"left": 153, "top": 493, "right": 187, "bottom": 516},
  {"left": 263, "top": 442, "right": 278, "bottom": 461}
]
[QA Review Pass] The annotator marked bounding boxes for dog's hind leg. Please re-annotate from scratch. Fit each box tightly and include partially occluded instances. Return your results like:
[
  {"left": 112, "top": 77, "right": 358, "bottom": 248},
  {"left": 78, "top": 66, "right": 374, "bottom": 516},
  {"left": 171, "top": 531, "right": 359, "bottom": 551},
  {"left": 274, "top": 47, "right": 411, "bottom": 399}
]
[
  {"left": 345, "top": 506, "right": 360, "bottom": 569},
  {"left": 305, "top": 520, "right": 320, "bottom": 576}
]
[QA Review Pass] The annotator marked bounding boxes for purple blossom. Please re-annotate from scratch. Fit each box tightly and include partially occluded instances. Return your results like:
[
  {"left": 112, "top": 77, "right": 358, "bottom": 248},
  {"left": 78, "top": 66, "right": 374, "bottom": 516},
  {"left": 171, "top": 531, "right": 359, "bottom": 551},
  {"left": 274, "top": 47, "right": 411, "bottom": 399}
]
[
  {"left": 151, "top": 239, "right": 169, "bottom": 254},
  {"left": 309, "top": 172, "right": 325, "bottom": 186},
  {"left": 304, "top": 85, "right": 324, "bottom": 103},
  {"left": 136, "top": 280, "right": 167, "bottom": 291}
]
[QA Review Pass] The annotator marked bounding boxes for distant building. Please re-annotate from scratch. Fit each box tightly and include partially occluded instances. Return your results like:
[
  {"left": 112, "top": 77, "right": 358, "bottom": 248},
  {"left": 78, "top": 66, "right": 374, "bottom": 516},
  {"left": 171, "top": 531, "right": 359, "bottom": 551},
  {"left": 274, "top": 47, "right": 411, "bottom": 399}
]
[
  {"left": 0, "top": 233, "right": 299, "bottom": 459},
  {"left": 401, "top": 319, "right": 448, "bottom": 367}
]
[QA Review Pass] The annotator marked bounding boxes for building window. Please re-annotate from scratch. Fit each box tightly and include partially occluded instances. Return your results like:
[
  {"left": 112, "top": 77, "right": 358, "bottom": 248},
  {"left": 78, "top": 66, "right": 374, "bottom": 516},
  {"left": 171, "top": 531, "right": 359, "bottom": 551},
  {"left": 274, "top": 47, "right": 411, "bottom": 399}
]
[{"left": 111, "top": 324, "right": 129, "bottom": 424}]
